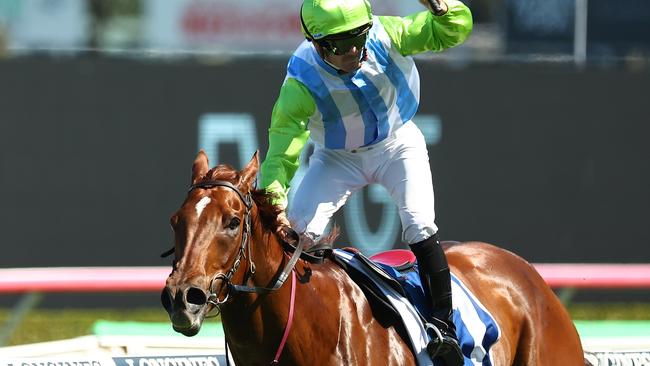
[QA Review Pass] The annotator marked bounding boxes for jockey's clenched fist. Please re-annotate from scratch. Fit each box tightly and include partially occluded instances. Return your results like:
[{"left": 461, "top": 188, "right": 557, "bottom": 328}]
[{"left": 419, "top": 0, "right": 448, "bottom": 16}]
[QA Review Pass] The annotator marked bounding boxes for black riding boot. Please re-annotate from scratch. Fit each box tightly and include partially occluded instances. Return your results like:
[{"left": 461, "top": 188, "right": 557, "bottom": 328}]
[{"left": 410, "top": 234, "right": 463, "bottom": 366}]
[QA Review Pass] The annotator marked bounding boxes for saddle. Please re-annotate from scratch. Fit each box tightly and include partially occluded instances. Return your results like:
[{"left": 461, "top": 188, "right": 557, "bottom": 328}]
[
  {"left": 330, "top": 248, "right": 429, "bottom": 361},
  {"left": 329, "top": 248, "right": 501, "bottom": 366},
  {"left": 331, "top": 248, "right": 427, "bottom": 318}
]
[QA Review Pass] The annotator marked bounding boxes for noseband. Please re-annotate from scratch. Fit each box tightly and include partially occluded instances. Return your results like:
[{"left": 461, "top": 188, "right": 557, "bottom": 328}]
[{"left": 188, "top": 180, "right": 306, "bottom": 316}]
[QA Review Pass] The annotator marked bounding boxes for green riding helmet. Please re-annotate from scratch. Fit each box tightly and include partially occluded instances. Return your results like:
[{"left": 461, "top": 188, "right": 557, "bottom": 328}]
[{"left": 300, "top": 0, "right": 373, "bottom": 40}]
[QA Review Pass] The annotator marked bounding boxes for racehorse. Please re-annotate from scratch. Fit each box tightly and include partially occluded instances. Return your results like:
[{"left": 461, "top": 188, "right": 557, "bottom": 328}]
[{"left": 161, "top": 150, "right": 586, "bottom": 365}]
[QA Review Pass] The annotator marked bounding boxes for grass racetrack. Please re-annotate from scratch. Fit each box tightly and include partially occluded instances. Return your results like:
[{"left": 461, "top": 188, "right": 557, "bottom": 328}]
[{"left": 1, "top": 303, "right": 650, "bottom": 346}]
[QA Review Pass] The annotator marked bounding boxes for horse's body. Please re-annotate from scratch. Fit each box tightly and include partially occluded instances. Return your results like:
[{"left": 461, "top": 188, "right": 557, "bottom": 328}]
[
  {"left": 162, "top": 151, "right": 585, "bottom": 365},
  {"left": 222, "top": 248, "right": 414, "bottom": 365}
]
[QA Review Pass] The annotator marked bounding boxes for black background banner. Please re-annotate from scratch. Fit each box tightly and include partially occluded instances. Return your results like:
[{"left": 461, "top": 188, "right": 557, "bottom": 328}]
[{"left": 1, "top": 56, "right": 649, "bottom": 271}]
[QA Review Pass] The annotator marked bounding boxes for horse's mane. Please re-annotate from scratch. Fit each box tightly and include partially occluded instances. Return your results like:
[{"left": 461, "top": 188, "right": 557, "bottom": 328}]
[{"left": 199, "top": 164, "right": 338, "bottom": 247}]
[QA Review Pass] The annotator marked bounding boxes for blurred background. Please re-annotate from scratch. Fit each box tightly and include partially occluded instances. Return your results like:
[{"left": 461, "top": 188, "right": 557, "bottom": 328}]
[{"left": 0, "top": 0, "right": 649, "bottom": 359}]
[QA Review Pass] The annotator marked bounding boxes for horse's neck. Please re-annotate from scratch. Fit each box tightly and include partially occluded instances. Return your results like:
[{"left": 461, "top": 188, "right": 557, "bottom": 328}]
[
  {"left": 235, "top": 209, "right": 286, "bottom": 288},
  {"left": 248, "top": 221, "right": 287, "bottom": 288},
  {"left": 221, "top": 227, "right": 291, "bottom": 346}
]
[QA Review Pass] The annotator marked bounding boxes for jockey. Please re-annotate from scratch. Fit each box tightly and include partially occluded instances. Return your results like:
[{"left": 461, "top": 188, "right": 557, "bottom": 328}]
[{"left": 260, "top": 0, "right": 472, "bottom": 364}]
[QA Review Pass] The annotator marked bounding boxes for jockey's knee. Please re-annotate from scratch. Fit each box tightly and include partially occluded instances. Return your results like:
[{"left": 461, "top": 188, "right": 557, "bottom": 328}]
[{"left": 402, "top": 224, "right": 437, "bottom": 245}]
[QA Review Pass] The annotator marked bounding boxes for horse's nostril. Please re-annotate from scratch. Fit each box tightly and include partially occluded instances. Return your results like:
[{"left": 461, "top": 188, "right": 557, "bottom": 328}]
[
  {"left": 186, "top": 286, "right": 207, "bottom": 306},
  {"left": 161, "top": 288, "right": 173, "bottom": 312}
]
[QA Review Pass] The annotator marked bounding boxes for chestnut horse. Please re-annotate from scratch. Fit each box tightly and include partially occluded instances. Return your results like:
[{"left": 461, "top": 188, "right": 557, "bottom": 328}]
[{"left": 161, "top": 151, "right": 585, "bottom": 365}]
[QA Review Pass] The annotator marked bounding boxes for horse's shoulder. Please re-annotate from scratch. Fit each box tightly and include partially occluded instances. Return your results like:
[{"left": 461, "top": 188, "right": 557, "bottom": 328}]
[{"left": 308, "top": 258, "right": 357, "bottom": 285}]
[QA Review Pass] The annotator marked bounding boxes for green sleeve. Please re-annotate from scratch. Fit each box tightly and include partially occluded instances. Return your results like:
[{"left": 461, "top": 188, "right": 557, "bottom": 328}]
[
  {"left": 378, "top": 0, "right": 473, "bottom": 56},
  {"left": 260, "top": 77, "right": 314, "bottom": 207}
]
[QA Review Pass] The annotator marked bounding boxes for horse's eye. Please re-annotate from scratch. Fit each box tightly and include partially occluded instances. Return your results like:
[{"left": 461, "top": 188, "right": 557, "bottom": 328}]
[{"left": 227, "top": 217, "right": 241, "bottom": 230}]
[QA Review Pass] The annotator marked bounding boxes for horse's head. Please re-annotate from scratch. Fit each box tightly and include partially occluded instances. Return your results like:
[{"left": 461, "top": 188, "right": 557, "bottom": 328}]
[{"left": 161, "top": 150, "right": 259, "bottom": 336}]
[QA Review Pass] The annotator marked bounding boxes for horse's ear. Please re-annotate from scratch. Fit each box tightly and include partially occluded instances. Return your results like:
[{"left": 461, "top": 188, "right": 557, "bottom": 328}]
[
  {"left": 239, "top": 150, "right": 259, "bottom": 190},
  {"left": 192, "top": 150, "right": 210, "bottom": 184}
]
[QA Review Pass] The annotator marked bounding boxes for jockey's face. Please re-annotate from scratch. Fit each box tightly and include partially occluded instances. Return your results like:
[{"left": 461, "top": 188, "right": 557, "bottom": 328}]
[{"left": 314, "top": 42, "right": 364, "bottom": 74}]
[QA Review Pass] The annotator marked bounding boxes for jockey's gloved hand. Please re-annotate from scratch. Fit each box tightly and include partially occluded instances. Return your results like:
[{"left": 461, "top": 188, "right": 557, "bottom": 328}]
[
  {"left": 275, "top": 211, "right": 297, "bottom": 244},
  {"left": 418, "top": 0, "right": 448, "bottom": 16},
  {"left": 276, "top": 211, "right": 291, "bottom": 229},
  {"left": 275, "top": 213, "right": 304, "bottom": 247}
]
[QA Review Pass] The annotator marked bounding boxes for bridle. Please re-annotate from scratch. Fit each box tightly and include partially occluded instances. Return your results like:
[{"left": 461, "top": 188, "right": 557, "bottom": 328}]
[
  {"left": 186, "top": 179, "right": 306, "bottom": 317},
  {"left": 187, "top": 180, "right": 253, "bottom": 314},
  {"left": 188, "top": 179, "right": 307, "bottom": 365},
  {"left": 162, "top": 178, "right": 323, "bottom": 364}
]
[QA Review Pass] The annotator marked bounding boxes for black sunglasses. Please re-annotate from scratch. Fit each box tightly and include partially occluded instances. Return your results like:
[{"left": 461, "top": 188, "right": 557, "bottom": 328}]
[{"left": 318, "top": 23, "right": 372, "bottom": 56}]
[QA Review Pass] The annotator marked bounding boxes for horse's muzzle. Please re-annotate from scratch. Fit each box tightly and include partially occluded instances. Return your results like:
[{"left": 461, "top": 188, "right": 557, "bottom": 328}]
[{"left": 161, "top": 285, "right": 209, "bottom": 336}]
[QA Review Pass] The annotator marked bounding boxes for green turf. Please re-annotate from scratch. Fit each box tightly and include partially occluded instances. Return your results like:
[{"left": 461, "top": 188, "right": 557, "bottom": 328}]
[
  {"left": 1, "top": 303, "right": 650, "bottom": 346},
  {"left": 92, "top": 319, "right": 650, "bottom": 339},
  {"left": 0, "top": 308, "right": 177, "bottom": 346},
  {"left": 568, "top": 303, "right": 650, "bottom": 320},
  {"left": 574, "top": 320, "right": 650, "bottom": 337},
  {"left": 92, "top": 319, "right": 224, "bottom": 337}
]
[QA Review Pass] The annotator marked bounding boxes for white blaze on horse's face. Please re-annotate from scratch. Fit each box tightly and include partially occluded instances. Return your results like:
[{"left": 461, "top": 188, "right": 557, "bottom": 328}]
[{"left": 195, "top": 196, "right": 211, "bottom": 217}]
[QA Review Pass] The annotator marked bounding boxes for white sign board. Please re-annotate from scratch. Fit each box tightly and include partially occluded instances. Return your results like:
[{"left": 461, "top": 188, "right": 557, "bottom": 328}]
[{"left": 1, "top": 355, "right": 228, "bottom": 366}]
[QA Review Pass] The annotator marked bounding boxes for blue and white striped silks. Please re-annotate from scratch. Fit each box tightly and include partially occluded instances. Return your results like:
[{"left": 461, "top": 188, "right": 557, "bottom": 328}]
[
  {"left": 334, "top": 249, "right": 501, "bottom": 366},
  {"left": 285, "top": 17, "right": 420, "bottom": 150}
]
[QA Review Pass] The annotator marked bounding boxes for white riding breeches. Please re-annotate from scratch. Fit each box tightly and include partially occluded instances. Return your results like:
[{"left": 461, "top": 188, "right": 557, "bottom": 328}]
[{"left": 287, "top": 121, "right": 437, "bottom": 245}]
